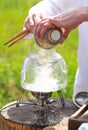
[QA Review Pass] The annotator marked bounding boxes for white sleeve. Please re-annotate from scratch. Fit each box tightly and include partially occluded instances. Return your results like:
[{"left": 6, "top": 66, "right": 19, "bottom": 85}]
[
  {"left": 29, "top": 0, "right": 79, "bottom": 16},
  {"left": 29, "top": 0, "right": 65, "bottom": 17}
]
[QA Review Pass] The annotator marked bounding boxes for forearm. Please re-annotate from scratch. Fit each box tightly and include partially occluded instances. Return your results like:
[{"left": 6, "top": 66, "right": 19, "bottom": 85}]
[
  {"left": 83, "top": 7, "right": 88, "bottom": 21},
  {"left": 52, "top": 7, "right": 88, "bottom": 30}
]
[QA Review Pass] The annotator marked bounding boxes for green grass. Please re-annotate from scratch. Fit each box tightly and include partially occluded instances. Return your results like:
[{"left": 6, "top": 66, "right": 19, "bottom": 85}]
[{"left": 0, "top": 0, "right": 78, "bottom": 108}]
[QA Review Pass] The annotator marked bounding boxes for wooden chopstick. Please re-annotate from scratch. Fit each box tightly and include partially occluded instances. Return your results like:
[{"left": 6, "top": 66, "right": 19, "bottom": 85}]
[
  {"left": 4, "top": 29, "right": 30, "bottom": 47},
  {"left": 8, "top": 30, "right": 29, "bottom": 47},
  {"left": 71, "top": 103, "right": 88, "bottom": 118}
]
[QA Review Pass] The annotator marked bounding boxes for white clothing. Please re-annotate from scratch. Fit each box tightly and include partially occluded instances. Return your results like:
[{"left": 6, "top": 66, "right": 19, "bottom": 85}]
[{"left": 27, "top": 0, "right": 88, "bottom": 96}]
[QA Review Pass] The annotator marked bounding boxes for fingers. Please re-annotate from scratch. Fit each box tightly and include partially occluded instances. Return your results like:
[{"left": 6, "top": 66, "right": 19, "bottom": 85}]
[
  {"left": 34, "top": 18, "right": 55, "bottom": 40},
  {"left": 24, "top": 14, "right": 44, "bottom": 33},
  {"left": 63, "top": 29, "right": 70, "bottom": 39},
  {"left": 24, "top": 14, "right": 70, "bottom": 44},
  {"left": 24, "top": 17, "right": 34, "bottom": 33},
  {"left": 59, "top": 29, "right": 70, "bottom": 44},
  {"left": 34, "top": 20, "right": 49, "bottom": 40}
]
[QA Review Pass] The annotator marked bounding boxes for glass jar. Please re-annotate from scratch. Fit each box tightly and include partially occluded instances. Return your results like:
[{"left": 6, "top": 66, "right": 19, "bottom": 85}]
[{"left": 21, "top": 48, "right": 67, "bottom": 93}]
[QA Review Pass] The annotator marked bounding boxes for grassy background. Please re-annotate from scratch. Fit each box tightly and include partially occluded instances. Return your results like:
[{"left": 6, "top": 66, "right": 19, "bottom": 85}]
[{"left": 0, "top": 0, "right": 78, "bottom": 108}]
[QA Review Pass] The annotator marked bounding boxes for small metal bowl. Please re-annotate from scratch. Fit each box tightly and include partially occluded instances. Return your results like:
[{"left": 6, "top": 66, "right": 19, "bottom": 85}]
[
  {"left": 73, "top": 92, "right": 88, "bottom": 108},
  {"left": 34, "top": 28, "right": 62, "bottom": 49},
  {"left": 34, "top": 33, "right": 54, "bottom": 49}
]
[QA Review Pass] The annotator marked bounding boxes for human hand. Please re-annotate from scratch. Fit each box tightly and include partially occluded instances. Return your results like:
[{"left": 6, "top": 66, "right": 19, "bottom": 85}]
[
  {"left": 34, "top": 17, "right": 70, "bottom": 43},
  {"left": 34, "top": 7, "right": 85, "bottom": 43},
  {"left": 24, "top": 13, "right": 44, "bottom": 33}
]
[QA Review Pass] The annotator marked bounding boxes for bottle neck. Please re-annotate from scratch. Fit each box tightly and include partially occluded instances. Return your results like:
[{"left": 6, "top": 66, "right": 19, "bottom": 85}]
[{"left": 38, "top": 48, "right": 59, "bottom": 63}]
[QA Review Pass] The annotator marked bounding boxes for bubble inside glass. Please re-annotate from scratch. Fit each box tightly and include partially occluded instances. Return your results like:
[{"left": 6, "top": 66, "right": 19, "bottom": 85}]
[{"left": 21, "top": 49, "right": 67, "bottom": 92}]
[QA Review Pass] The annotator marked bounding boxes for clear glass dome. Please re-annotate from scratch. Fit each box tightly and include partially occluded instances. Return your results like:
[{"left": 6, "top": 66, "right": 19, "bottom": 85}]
[{"left": 21, "top": 49, "right": 67, "bottom": 92}]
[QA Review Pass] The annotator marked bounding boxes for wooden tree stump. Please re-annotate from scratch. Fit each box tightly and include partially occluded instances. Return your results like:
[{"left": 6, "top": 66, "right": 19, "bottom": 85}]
[{"left": 0, "top": 99, "right": 77, "bottom": 130}]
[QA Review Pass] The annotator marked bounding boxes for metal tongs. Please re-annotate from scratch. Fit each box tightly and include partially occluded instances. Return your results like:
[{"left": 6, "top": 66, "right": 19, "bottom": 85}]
[{"left": 4, "top": 29, "right": 30, "bottom": 47}]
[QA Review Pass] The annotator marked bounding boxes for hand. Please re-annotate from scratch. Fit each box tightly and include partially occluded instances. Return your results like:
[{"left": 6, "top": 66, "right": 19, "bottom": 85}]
[
  {"left": 24, "top": 13, "right": 44, "bottom": 33},
  {"left": 34, "top": 7, "right": 86, "bottom": 43}
]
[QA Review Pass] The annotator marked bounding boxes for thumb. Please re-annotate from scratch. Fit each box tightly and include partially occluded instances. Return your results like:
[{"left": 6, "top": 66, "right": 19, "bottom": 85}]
[
  {"left": 63, "top": 29, "right": 70, "bottom": 40},
  {"left": 59, "top": 29, "right": 70, "bottom": 44}
]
